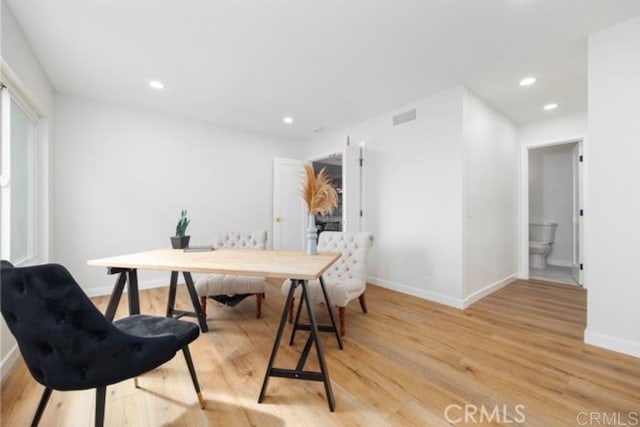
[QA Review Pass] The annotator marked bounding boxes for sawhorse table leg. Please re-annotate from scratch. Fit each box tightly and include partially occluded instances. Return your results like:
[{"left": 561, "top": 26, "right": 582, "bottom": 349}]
[{"left": 258, "top": 277, "right": 339, "bottom": 411}]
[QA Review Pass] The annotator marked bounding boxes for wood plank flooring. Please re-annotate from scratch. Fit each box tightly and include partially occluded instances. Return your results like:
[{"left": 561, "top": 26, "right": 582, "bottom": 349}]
[{"left": 2, "top": 279, "right": 639, "bottom": 426}]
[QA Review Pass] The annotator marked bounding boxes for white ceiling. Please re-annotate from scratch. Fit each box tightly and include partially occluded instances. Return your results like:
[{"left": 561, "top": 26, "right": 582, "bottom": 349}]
[{"left": 6, "top": 0, "right": 640, "bottom": 140}]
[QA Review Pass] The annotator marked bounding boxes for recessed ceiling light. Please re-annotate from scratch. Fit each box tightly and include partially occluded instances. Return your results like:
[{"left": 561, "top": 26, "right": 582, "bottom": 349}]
[
  {"left": 149, "top": 80, "right": 165, "bottom": 90},
  {"left": 519, "top": 77, "right": 536, "bottom": 86},
  {"left": 283, "top": 116, "right": 293, "bottom": 124},
  {"left": 543, "top": 103, "right": 558, "bottom": 111}
]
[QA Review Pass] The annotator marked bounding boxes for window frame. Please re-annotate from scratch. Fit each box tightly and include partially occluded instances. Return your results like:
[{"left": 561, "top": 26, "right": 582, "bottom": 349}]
[{"left": 0, "top": 84, "right": 41, "bottom": 266}]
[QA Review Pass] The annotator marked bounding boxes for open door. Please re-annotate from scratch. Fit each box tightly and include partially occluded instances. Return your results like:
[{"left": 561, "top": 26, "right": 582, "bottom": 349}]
[
  {"left": 273, "top": 157, "right": 306, "bottom": 250},
  {"left": 571, "top": 142, "right": 583, "bottom": 285},
  {"left": 273, "top": 139, "right": 363, "bottom": 250},
  {"left": 342, "top": 136, "right": 362, "bottom": 232}
]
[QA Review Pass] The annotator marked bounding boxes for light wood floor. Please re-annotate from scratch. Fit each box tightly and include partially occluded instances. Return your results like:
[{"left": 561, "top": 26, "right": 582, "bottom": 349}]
[{"left": 2, "top": 279, "right": 639, "bottom": 426}]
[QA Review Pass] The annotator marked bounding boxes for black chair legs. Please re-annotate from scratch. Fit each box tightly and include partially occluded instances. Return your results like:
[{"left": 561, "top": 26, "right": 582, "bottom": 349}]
[
  {"left": 32, "top": 366, "right": 196, "bottom": 427},
  {"left": 182, "top": 346, "right": 205, "bottom": 409},
  {"left": 29, "top": 386, "right": 106, "bottom": 427},
  {"left": 30, "top": 384, "right": 107, "bottom": 427},
  {"left": 31, "top": 387, "right": 52, "bottom": 427},
  {"left": 95, "top": 386, "right": 106, "bottom": 427},
  {"left": 2, "top": 263, "right": 205, "bottom": 427}
]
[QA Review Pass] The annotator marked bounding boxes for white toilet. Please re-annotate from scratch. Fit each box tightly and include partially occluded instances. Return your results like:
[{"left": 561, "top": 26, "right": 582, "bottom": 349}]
[{"left": 529, "top": 223, "right": 557, "bottom": 269}]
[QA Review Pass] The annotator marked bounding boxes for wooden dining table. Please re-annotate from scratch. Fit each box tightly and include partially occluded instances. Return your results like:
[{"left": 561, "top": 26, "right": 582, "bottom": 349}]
[{"left": 88, "top": 247, "right": 343, "bottom": 411}]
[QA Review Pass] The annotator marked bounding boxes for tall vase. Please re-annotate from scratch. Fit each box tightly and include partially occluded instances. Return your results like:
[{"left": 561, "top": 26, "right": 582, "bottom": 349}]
[{"left": 306, "top": 213, "right": 318, "bottom": 255}]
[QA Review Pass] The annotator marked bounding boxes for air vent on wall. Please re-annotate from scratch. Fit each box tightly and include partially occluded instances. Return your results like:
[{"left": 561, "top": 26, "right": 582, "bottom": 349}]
[{"left": 392, "top": 108, "right": 417, "bottom": 126}]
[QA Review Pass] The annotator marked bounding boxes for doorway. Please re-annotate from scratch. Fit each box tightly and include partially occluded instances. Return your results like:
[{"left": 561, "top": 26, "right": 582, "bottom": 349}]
[
  {"left": 272, "top": 136, "right": 363, "bottom": 250},
  {"left": 524, "top": 140, "right": 583, "bottom": 286},
  {"left": 312, "top": 154, "right": 343, "bottom": 234}
]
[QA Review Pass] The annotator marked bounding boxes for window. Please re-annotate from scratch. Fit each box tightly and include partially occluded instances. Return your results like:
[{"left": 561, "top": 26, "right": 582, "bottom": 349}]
[{"left": 1, "top": 86, "right": 39, "bottom": 264}]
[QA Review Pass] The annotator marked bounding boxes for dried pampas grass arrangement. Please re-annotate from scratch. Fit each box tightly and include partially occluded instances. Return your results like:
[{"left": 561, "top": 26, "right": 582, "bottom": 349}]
[{"left": 301, "top": 164, "right": 338, "bottom": 215}]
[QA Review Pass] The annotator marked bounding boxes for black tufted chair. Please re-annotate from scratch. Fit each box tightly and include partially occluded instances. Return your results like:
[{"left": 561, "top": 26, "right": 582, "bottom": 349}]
[{"left": 0, "top": 261, "right": 205, "bottom": 427}]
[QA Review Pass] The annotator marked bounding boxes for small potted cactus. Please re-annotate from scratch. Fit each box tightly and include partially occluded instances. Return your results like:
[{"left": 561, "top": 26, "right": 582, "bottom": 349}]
[{"left": 171, "top": 209, "right": 191, "bottom": 249}]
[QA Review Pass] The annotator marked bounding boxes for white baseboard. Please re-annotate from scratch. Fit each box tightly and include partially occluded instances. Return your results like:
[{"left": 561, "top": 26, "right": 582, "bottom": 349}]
[
  {"left": 463, "top": 273, "right": 518, "bottom": 308},
  {"left": 1, "top": 344, "right": 20, "bottom": 382},
  {"left": 584, "top": 328, "right": 640, "bottom": 359},
  {"left": 367, "top": 276, "right": 465, "bottom": 309},
  {"left": 368, "top": 274, "right": 519, "bottom": 311},
  {"left": 547, "top": 259, "right": 574, "bottom": 268},
  {"left": 83, "top": 279, "right": 171, "bottom": 298}
]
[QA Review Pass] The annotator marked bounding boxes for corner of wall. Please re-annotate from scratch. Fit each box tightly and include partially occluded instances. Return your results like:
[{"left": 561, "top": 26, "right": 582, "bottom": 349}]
[
  {"left": 462, "top": 274, "right": 518, "bottom": 308},
  {"left": 585, "top": 15, "right": 640, "bottom": 360},
  {"left": 461, "top": 90, "right": 519, "bottom": 303}
]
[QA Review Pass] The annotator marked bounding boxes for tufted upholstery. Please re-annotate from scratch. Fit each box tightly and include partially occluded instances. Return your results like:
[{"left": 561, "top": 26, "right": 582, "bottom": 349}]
[
  {"left": 196, "top": 274, "right": 266, "bottom": 298},
  {"left": 282, "top": 232, "right": 373, "bottom": 307},
  {"left": 211, "top": 230, "right": 267, "bottom": 249},
  {"left": 0, "top": 261, "right": 204, "bottom": 425},
  {"left": 196, "top": 231, "right": 268, "bottom": 317}
]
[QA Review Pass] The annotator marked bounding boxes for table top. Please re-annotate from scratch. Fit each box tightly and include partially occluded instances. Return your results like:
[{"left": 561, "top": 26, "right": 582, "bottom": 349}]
[{"left": 88, "top": 248, "right": 341, "bottom": 280}]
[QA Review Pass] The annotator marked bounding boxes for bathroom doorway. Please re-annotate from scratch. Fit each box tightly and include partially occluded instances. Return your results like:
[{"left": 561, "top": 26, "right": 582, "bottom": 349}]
[{"left": 525, "top": 140, "right": 583, "bottom": 286}]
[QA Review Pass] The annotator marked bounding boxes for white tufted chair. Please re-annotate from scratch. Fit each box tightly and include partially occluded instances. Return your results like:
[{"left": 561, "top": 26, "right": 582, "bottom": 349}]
[
  {"left": 196, "top": 231, "right": 267, "bottom": 318},
  {"left": 282, "top": 231, "right": 373, "bottom": 336}
]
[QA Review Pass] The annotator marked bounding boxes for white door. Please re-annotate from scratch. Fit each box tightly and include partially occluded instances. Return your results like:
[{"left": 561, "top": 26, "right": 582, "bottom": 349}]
[
  {"left": 342, "top": 136, "right": 362, "bottom": 232},
  {"left": 571, "top": 142, "right": 583, "bottom": 285},
  {"left": 273, "top": 157, "right": 306, "bottom": 250}
]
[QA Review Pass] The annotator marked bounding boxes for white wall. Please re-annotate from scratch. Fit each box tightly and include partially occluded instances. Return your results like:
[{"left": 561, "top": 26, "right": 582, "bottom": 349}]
[
  {"left": 1, "top": 0, "right": 55, "bottom": 379},
  {"left": 462, "top": 91, "right": 518, "bottom": 304},
  {"left": 585, "top": 16, "right": 640, "bottom": 358},
  {"left": 1, "top": 2, "right": 54, "bottom": 116},
  {"left": 304, "top": 86, "right": 466, "bottom": 307},
  {"left": 304, "top": 87, "right": 519, "bottom": 308},
  {"left": 528, "top": 144, "right": 574, "bottom": 266},
  {"left": 519, "top": 111, "right": 587, "bottom": 148},
  {"left": 517, "top": 112, "right": 587, "bottom": 278},
  {"left": 53, "top": 95, "right": 300, "bottom": 295}
]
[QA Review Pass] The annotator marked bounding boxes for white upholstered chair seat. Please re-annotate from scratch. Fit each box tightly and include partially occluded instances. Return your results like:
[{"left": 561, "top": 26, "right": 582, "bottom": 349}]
[
  {"left": 282, "top": 277, "right": 364, "bottom": 308},
  {"left": 282, "top": 231, "right": 373, "bottom": 336},
  {"left": 196, "top": 274, "right": 265, "bottom": 297},
  {"left": 195, "top": 231, "right": 267, "bottom": 318}
]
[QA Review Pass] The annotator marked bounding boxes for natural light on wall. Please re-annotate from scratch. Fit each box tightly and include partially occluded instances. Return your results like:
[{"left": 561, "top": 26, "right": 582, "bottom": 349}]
[{"left": 0, "top": 86, "right": 38, "bottom": 264}]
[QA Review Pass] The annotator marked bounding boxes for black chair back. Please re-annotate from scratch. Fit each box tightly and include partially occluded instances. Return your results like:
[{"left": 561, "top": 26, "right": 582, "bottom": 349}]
[{"left": 0, "top": 261, "right": 177, "bottom": 391}]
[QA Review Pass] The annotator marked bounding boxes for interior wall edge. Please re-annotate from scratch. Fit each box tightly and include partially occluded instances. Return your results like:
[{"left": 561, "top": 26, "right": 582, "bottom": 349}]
[{"left": 584, "top": 328, "right": 640, "bottom": 359}]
